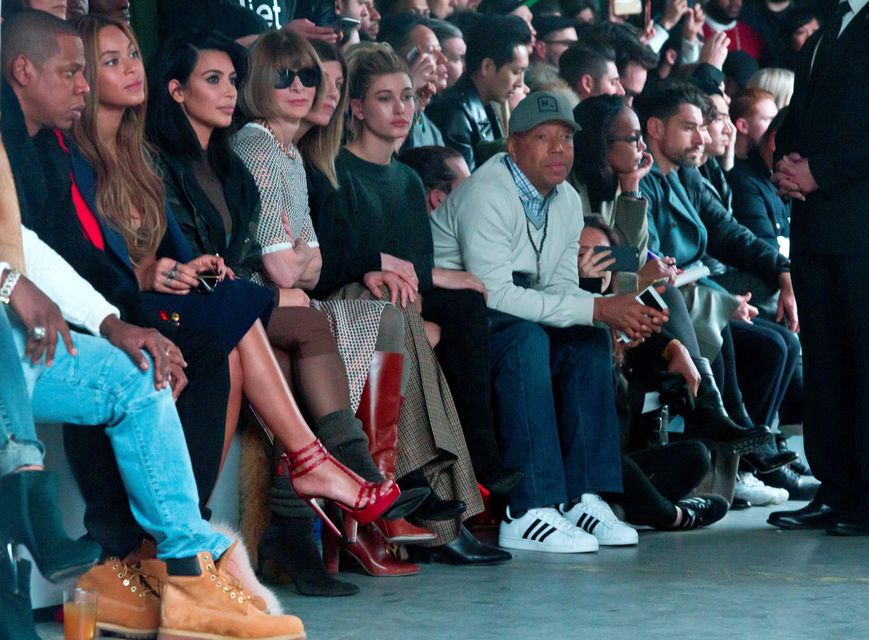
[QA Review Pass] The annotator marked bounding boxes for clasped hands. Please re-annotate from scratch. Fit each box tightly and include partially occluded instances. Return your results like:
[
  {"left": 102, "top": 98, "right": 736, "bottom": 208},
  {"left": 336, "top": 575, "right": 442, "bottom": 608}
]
[{"left": 772, "top": 153, "right": 818, "bottom": 201}]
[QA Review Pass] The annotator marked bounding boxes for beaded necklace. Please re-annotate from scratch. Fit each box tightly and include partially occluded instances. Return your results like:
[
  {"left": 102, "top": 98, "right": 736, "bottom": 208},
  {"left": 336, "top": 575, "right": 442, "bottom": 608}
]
[{"left": 256, "top": 119, "right": 297, "bottom": 160}]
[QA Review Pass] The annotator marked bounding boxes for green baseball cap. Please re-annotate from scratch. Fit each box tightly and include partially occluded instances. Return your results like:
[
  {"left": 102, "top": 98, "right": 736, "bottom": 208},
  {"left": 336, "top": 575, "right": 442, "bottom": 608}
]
[{"left": 509, "top": 91, "right": 581, "bottom": 135}]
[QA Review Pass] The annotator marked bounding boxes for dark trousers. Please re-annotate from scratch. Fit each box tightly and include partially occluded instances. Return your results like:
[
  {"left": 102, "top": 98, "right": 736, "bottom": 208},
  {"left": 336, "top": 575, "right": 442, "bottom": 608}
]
[
  {"left": 731, "top": 318, "right": 800, "bottom": 427},
  {"left": 658, "top": 283, "right": 701, "bottom": 356},
  {"left": 792, "top": 254, "right": 869, "bottom": 509},
  {"left": 487, "top": 311, "right": 623, "bottom": 512},
  {"left": 64, "top": 327, "right": 230, "bottom": 557},
  {"left": 620, "top": 441, "right": 711, "bottom": 527},
  {"left": 421, "top": 288, "right": 503, "bottom": 482}
]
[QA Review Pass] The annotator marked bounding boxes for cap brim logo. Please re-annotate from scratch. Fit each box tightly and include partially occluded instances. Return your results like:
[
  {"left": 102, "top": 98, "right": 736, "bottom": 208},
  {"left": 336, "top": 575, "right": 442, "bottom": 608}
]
[{"left": 537, "top": 96, "right": 558, "bottom": 113}]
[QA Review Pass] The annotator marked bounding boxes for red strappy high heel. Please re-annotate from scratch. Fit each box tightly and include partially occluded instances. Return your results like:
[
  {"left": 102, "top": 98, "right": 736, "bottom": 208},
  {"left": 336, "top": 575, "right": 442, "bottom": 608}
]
[{"left": 281, "top": 440, "right": 401, "bottom": 538}]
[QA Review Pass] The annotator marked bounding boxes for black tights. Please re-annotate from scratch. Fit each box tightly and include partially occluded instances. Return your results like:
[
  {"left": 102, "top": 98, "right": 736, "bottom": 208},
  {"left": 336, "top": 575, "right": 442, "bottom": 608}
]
[
  {"left": 266, "top": 306, "right": 350, "bottom": 419},
  {"left": 616, "top": 441, "right": 711, "bottom": 528},
  {"left": 265, "top": 304, "right": 405, "bottom": 419}
]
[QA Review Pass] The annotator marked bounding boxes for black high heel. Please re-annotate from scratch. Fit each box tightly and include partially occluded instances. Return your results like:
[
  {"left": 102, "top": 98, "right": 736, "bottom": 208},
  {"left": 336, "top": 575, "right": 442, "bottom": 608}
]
[{"left": 0, "top": 471, "right": 100, "bottom": 582}]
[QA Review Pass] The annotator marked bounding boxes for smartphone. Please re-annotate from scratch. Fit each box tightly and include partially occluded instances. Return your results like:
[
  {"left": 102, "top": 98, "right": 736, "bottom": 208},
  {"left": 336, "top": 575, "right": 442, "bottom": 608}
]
[
  {"left": 635, "top": 284, "right": 669, "bottom": 312},
  {"left": 617, "top": 285, "right": 668, "bottom": 343},
  {"left": 196, "top": 270, "right": 221, "bottom": 294},
  {"left": 406, "top": 44, "right": 422, "bottom": 66},
  {"left": 613, "top": 0, "right": 642, "bottom": 16},
  {"left": 329, "top": 17, "right": 360, "bottom": 33},
  {"left": 593, "top": 245, "right": 640, "bottom": 272}
]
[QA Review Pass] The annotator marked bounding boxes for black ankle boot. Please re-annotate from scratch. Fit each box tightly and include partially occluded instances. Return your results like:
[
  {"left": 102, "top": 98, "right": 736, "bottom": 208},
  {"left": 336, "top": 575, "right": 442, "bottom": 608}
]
[
  {"left": 688, "top": 357, "right": 772, "bottom": 454},
  {"left": 258, "top": 515, "right": 359, "bottom": 597},
  {"left": 0, "top": 472, "right": 100, "bottom": 582},
  {"left": 776, "top": 434, "right": 813, "bottom": 476},
  {"left": 0, "top": 553, "right": 40, "bottom": 640},
  {"left": 742, "top": 440, "right": 798, "bottom": 474},
  {"left": 724, "top": 402, "right": 757, "bottom": 430},
  {"left": 265, "top": 482, "right": 359, "bottom": 597}
]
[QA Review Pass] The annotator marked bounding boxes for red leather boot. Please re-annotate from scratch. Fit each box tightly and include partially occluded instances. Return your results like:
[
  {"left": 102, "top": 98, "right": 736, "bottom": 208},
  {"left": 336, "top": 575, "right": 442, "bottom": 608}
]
[{"left": 356, "top": 351, "right": 429, "bottom": 525}]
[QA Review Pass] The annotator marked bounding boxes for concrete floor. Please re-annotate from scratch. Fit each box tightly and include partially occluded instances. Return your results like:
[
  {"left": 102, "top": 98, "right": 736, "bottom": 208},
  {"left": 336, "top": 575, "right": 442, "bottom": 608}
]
[{"left": 36, "top": 502, "right": 869, "bottom": 640}]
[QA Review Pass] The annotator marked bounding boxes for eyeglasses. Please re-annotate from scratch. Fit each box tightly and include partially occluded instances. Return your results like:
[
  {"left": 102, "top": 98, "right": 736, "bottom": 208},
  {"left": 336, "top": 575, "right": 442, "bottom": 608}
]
[
  {"left": 608, "top": 133, "right": 644, "bottom": 148},
  {"left": 275, "top": 67, "right": 321, "bottom": 89}
]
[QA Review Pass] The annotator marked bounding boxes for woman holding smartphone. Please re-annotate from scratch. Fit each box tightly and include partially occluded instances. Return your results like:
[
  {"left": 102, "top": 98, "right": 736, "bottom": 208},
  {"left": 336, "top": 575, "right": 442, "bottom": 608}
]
[{"left": 147, "top": 28, "right": 432, "bottom": 594}]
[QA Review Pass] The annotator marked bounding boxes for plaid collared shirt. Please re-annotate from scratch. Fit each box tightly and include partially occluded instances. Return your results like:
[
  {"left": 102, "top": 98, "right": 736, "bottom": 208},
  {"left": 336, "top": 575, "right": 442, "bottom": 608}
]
[{"left": 503, "top": 155, "right": 558, "bottom": 230}]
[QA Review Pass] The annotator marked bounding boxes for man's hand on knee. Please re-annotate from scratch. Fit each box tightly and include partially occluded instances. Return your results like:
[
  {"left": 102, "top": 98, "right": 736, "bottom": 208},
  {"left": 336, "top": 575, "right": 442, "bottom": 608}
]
[{"left": 99, "top": 316, "right": 174, "bottom": 391}]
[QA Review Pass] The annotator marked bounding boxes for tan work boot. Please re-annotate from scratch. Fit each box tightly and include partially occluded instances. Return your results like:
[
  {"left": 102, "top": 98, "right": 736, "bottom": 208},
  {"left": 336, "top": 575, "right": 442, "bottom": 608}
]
[
  {"left": 77, "top": 558, "right": 160, "bottom": 639},
  {"left": 159, "top": 546, "right": 305, "bottom": 640}
]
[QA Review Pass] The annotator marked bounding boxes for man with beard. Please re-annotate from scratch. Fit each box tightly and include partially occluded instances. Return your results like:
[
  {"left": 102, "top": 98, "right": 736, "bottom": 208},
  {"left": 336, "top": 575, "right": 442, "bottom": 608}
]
[{"left": 702, "top": 0, "right": 766, "bottom": 61}]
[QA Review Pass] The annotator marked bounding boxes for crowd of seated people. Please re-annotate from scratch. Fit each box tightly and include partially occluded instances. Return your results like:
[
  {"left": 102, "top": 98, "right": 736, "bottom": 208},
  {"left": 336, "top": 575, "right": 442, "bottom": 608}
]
[{"left": 1, "top": 0, "right": 843, "bottom": 636}]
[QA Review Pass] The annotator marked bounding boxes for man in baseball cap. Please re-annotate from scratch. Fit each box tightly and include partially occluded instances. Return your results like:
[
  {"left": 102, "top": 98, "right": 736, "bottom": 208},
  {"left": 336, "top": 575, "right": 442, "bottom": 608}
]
[{"left": 429, "top": 91, "right": 666, "bottom": 553}]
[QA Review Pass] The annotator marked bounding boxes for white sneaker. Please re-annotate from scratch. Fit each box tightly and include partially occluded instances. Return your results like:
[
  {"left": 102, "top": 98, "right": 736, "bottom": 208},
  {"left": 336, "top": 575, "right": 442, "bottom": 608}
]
[
  {"left": 499, "top": 507, "right": 599, "bottom": 553},
  {"left": 734, "top": 472, "right": 789, "bottom": 506},
  {"left": 559, "top": 494, "right": 639, "bottom": 546}
]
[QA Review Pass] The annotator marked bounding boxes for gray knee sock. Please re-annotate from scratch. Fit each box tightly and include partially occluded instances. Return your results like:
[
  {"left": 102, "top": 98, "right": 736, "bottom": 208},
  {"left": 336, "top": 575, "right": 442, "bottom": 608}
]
[{"left": 314, "top": 409, "right": 384, "bottom": 483}]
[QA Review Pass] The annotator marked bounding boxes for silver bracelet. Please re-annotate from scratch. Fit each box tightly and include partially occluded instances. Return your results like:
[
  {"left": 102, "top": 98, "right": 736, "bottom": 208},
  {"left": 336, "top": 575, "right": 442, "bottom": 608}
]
[{"left": 0, "top": 268, "right": 22, "bottom": 305}]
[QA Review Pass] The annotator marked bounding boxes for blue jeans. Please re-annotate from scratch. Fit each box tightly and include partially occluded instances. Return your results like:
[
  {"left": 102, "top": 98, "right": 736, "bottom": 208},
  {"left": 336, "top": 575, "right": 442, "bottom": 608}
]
[
  {"left": 488, "top": 311, "right": 623, "bottom": 512},
  {"left": 4, "top": 307, "right": 229, "bottom": 560},
  {"left": 0, "top": 305, "right": 44, "bottom": 474}
]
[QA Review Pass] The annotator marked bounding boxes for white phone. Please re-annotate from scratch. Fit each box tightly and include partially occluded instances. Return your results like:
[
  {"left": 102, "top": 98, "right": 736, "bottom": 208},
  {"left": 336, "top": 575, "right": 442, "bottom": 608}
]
[{"left": 617, "top": 285, "right": 669, "bottom": 343}]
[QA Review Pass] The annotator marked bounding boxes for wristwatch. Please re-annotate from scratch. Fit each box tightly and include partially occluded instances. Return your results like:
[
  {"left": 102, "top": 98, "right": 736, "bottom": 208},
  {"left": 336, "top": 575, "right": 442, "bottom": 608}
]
[
  {"left": 624, "top": 191, "right": 645, "bottom": 201},
  {"left": 0, "top": 268, "right": 22, "bottom": 305}
]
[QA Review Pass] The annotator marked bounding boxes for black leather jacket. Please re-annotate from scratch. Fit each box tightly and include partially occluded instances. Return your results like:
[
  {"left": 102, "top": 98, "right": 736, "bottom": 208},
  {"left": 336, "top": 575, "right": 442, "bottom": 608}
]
[
  {"left": 427, "top": 74, "right": 503, "bottom": 171},
  {"left": 158, "top": 152, "right": 265, "bottom": 283}
]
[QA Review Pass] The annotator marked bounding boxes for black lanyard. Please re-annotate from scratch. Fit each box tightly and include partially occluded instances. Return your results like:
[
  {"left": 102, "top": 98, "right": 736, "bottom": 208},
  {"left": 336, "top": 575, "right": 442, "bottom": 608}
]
[{"left": 525, "top": 211, "right": 549, "bottom": 285}]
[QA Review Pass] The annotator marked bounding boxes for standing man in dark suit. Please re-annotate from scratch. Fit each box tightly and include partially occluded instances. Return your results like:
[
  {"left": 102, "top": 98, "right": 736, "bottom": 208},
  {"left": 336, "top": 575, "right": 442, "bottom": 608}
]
[{"left": 769, "top": 0, "right": 869, "bottom": 535}]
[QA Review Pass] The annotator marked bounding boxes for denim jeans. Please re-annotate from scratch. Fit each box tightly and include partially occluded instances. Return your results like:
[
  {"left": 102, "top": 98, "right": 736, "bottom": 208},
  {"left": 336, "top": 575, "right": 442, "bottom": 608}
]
[
  {"left": 0, "top": 305, "right": 44, "bottom": 474},
  {"left": 488, "top": 310, "right": 623, "bottom": 512},
  {"left": 5, "top": 307, "right": 229, "bottom": 560}
]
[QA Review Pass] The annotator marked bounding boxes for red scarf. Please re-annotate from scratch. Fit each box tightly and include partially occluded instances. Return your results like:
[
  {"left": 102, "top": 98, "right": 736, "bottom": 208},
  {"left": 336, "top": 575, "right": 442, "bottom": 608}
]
[{"left": 54, "top": 129, "right": 105, "bottom": 251}]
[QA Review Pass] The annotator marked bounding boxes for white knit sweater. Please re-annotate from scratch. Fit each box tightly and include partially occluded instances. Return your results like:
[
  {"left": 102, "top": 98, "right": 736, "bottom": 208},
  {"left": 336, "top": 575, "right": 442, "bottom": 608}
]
[
  {"left": 1, "top": 226, "right": 120, "bottom": 335},
  {"left": 431, "top": 153, "right": 596, "bottom": 327}
]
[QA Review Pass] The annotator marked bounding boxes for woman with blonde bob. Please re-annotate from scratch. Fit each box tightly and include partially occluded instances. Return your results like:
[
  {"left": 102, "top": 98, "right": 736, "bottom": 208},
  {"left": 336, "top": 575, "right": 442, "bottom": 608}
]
[{"left": 233, "top": 32, "right": 463, "bottom": 577}]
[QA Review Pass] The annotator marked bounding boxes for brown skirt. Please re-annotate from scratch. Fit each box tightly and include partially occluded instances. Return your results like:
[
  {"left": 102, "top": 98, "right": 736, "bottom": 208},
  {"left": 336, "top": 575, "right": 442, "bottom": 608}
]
[{"left": 333, "top": 284, "right": 483, "bottom": 545}]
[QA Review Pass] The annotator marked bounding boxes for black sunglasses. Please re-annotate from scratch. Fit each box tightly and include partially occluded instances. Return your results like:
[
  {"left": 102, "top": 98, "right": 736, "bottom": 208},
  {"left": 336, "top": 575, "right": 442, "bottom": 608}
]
[{"left": 275, "top": 66, "right": 321, "bottom": 89}]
